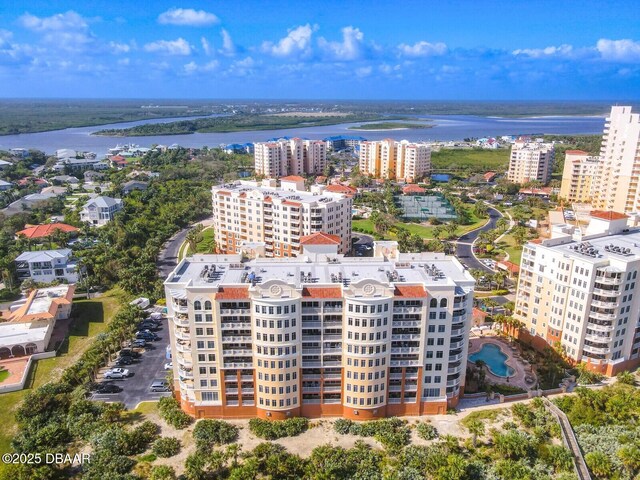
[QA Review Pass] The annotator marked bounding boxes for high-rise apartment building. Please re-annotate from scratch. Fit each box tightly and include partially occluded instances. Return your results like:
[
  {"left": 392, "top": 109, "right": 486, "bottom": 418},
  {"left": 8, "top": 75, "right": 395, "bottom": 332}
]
[
  {"left": 254, "top": 138, "right": 327, "bottom": 178},
  {"left": 359, "top": 139, "right": 431, "bottom": 182},
  {"left": 592, "top": 106, "right": 640, "bottom": 213},
  {"left": 164, "top": 240, "right": 475, "bottom": 419},
  {"left": 211, "top": 178, "right": 352, "bottom": 257},
  {"left": 559, "top": 150, "right": 600, "bottom": 203},
  {"left": 507, "top": 140, "right": 555, "bottom": 184},
  {"left": 514, "top": 210, "right": 640, "bottom": 376}
]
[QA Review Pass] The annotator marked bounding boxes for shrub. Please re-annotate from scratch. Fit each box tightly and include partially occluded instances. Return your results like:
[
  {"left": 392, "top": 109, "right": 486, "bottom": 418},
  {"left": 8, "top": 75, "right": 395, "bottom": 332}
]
[
  {"left": 334, "top": 418, "right": 353, "bottom": 435},
  {"left": 193, "top": 419, "right": 239, "bottom": 451},
  {"left": 416, "top": 423, "right": 439, "bottom": 440},
  {"left": 158, "top": 397, "right": 192, "bottom": 429},
  {"left": 150, "top": 465, "right": 177, "bottom": 480},
  {"left": 248, "top": 417, "right": 309, "bottom": 440},
  {"left": 333, "top": 417, "right": 410, "bottom": 451},
  {"left": 152, "top": 437, "right": 181, "bottom": 458}
]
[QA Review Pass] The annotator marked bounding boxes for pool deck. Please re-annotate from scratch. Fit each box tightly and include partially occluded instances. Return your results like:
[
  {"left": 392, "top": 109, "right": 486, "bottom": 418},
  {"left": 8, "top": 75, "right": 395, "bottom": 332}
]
[{"left": 468, "top": 335, "right": 537, "bottom": 390}]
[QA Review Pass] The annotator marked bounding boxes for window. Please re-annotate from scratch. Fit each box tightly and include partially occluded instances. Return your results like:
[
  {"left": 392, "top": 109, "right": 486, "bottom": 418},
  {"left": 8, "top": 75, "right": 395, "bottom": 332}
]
[
  {"left": 204, "top": 300, "right": 212, "bottom": 310},
  {"left": 430, "top": 298, "right": 437, "bottom": 308},
  {"left": 440, "top": 299, "right": 447, "bottom": 308},
  {"left": 194, "top": 301, "right": 202, "bottom": 310}
]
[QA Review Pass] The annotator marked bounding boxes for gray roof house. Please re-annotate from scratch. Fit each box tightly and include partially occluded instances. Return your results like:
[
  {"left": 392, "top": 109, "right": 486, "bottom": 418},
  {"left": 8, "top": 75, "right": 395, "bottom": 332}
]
[{"left": 79, "top": 196, "right": 123, "bottom": 227}]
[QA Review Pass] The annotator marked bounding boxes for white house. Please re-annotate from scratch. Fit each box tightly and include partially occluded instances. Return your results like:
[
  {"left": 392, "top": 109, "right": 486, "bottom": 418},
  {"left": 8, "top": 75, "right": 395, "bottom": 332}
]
[
  {"left": 80, "top": 196, "right": 123, "bottom": 226},
  {"left": 15, "top": 249, "right": 80, "bottom": 284},
  {"left": 0, "top": 179, "right": 13, "bottom": 191},
  {"left": 0, "top": 159, "right": 12, "bottom": 169}
]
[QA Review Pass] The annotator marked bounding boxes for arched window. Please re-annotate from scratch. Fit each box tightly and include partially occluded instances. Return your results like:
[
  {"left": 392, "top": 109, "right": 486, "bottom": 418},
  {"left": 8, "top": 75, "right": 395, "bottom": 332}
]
[
  {"left": 430, "top": 298, "right": 437, "bottom": 308},
  {"left": 204, "top": 300, "right": 212, "bottom": 310},
  {"left": 440, "top": 298, "right": 448, "bottom": 308},
  {"left": 194, "top": 300, "right": 202, "bottom": 310}
]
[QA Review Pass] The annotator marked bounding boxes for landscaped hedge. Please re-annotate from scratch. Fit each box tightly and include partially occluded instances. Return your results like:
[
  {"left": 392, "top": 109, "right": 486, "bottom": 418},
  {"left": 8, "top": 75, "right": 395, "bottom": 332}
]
[
  {"left": 193, "top": 419, "right": 239, "bottom": 451},
  {"left": 152, "top": 436, "right": 181, "bottom": 457},
  {"left": 416, "top": 422, "right": 439, "bottom": 440},
  {"left": 334, "top": 417, "right": 410, "bottom": 451},
  {"left": 248, "top": 417, "right": 309, "bottom": 440},
  {"left": 158, "top": 397, "right": 193, "bottom": 429}
]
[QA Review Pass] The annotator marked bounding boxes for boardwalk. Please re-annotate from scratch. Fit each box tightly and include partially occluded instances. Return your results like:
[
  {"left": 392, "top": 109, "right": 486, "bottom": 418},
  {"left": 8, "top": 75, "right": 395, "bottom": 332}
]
[{"left": 543, "top": 399, "right": 592, "bottom": 480}]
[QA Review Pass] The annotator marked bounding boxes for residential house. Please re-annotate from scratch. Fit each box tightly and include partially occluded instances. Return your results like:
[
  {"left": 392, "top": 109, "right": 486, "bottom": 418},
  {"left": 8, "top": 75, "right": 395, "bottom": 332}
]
[
  {"left": 15, "top": 249, "right": 80, "bottom": 283},
  {"left": 0, "top": 159, "right": 12, "bottom": 169},
  {"left": 51, "top": 175, "right": 79, "bottom": 185},
  {"left": 84, "top": 170, "right": 104, "bottom": 183},
  {"left": 15, "top": 223, "right": 79, "bottom": 241},
  {"left": 80, "top": 196, "right": 123, "bottom": 226},
  {"left": 0, "top": 179, "right": 13, "bottom": 191},
  {"left": 122, "top": 180, "right": 149, "bottom": 194}
]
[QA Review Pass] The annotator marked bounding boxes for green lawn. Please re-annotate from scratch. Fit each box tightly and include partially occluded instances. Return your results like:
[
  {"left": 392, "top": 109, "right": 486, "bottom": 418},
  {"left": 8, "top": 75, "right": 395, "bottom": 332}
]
[
  {"left": 0, "top": 370, "right": 9, "bottom": 383},
  {"left": 497, "top": 234, "right": 524, "bottom": 265},
  {"left": 0, "top": 290, "right": 122, "bottom": 454},
  {"left": 431, "top": 148, "right": 510, "bottom": 174},
  {"left": 353, "top": 212, "right": 488, "bottom": 241},
  {"left": 195, "top": 228, "right": 216, "bottom": 254}
]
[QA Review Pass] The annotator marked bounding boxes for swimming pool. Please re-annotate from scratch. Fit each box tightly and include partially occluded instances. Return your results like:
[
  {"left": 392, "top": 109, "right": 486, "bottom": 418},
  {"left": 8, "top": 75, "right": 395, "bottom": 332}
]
[{"left": 469, "top": 343, "right": 515, "bottom": 377}]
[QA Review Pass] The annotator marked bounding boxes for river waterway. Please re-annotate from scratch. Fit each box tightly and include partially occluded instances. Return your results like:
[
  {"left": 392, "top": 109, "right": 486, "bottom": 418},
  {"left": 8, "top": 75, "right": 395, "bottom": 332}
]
[{"left": 0, "top": 114, "right": 606, "bottom": 156}]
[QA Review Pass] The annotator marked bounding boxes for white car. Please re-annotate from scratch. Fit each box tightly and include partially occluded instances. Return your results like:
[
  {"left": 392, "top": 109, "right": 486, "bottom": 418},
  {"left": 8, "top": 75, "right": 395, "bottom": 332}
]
[
  {"left": 104, "top": 368, "right": 130, "bottom": 379},
  {"left": 164, "top": 362, "right": 173, "bottom": 371}
]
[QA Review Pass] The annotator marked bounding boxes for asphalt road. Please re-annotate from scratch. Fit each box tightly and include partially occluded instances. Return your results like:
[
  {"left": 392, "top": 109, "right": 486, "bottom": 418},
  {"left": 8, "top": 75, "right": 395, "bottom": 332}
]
[
  {"left": 157, "top": 226, "right": 191, "bottom": 278},
  {"left": 92, "top": 316, "right": 172, "bottom": 408},
  {"left": 455, "top": 207, "right": 502, "bottom": 272}
]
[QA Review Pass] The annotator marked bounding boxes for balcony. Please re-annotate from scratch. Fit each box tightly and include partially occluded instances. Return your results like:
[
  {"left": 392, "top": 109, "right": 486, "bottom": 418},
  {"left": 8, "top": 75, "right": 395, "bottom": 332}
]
[
  {"left": 221, "top": 322, "right": 252, "bottom": 329},
  {"left": 176, "top": 341, "right": 191, "bottom": 354},
  {"left": 584, "top": 333, "right": 611, "bottom": 343},
  {"left": 391, "top": 347, "right": 420, "bottom": 354},
  {"left": 582, "top": 344, "right": 611, "bottom": 355},
  {"left": 449, "top": 353, "right": 464, "bottom": 362},
  {"left": 178, "top": 368, "right": 194, "bottom": 379},
  {"left": 393, "top": 306, "right": 421, "bottom": 313},
  {"left": 448, "top": 364, "right": 463, "bottom": 375},
  {"left": 223, "top": 362, "right": 253, "bottom": 368},
  {"left": 589, "top": 311, "right": 617, "bottom": 321},
  {"left": 175, "top": 328, "right": 190, "bottom": 341},
  {"left": 173, "top": 302, "right": 188, "bottom": 314},
  {"left": 176, "top": 354, "right": 192, "bottom": 368},
  {"left": 390, "top": 360, "right": 420, "bottom": 367},
  {"left": 220, "top": 308, "right": 251, "bottom": 315},
  {"left": 591, "top": 299, "right": 619, "bottom": 309},
  {"left": 447, "top": 379, "right": 461, "bottom": 387},
  {"left": 173, "top": 315, "right": 190, "bottom": 327},
  {"left": 592, "top": 288, "right": 621, "bottom": 296},
  {"left": 595, "top": 275, "right": 623, "bottom": 285},
  {"left": 392, "top": 334, "right": 422, "bottom": 341},
  {"left": 450, "top": 327, "right": 464, "bottom": 336},
  {"left": 449, "top": 340, "right": 465, "bottom": 349},
  {"left": 179, "top": 379, "right": 194, "bottom": 390},
  {"left": 224, "top": 348, "right": 253, "bottom": 356},
  {"left": 222, "top": 335, "right": 252, "bottom": 343},
  {"left": 323, "top": 334, "right": 342, "bottom": 341},
  {"left": 323, "top": 347, "right": 342, "bottom": 354}
]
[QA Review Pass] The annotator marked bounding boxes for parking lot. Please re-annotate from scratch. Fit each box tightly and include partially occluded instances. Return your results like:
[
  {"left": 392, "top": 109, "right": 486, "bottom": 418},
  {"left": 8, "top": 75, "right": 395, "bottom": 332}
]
[{"left": 92, "top": 315, "right": 172, "bottom": 408}]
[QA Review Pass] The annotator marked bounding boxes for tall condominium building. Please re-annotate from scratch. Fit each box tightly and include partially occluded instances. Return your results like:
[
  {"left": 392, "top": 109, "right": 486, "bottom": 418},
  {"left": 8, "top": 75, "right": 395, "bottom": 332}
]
[
  {"left": 559, "top": 150, "right": 600, "bottom": 203},
  {"left": 254, "top": 138, "right": 327, "bottom": 178},
  {"left": 164, "top": 240, "right": 475, "bottom": 419},
  {"left": 592, "top": 106, "right": 640, "bottom": 213},
  {"left": 359, "top": 139, "right": 431, "bottom": 182},
  {"left": 507, "top": 140, "right": 555, "bottom": 184},
  {"left": 514, "top": 210, "right": 640, "bottom": 376},
  {"left": 211, "top": 178, "right": 352, "bottom": 257}
]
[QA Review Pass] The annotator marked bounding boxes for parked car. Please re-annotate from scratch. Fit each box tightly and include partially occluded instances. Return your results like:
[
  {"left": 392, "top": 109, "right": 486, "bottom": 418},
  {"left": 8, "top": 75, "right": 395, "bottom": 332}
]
[
  {"left": 164, "top": 362, "right": 173, "bottom": 370},
  {"left": 95, "top": 383, "right": 122, "bottom": 394},
  {"left": 103, "top": 368, "right": 130, "bottom": 379},
  {"left": 131, "top": 339, "right": 147, "bottom": 348},
  {"left": 136, "top": 331, "right": 159, "bottom": 341},
  {"left": 115, "top": 356, "right": 133, "bottom": 366},
  {"left": 119, "top": 348, "right": 141, "bottom": 359},
  {"left": 150, "top": 379, "right": 171, "bottom": 392},
  {"left": 138, "top": 322, "right": 160, "bottom": 331}
]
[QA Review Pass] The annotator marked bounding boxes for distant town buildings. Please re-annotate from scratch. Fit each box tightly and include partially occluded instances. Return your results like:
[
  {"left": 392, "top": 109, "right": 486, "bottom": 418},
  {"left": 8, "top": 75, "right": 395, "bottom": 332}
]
[
  {"left": 254, "top": 138, "right": 327, "bottom": 177},
  {"left": 324, "top": 135, "right": 367, "bottom": 151},
  {"left": 14, "top": 249, "right": 80, "bottom": 284},
  {"left": 506, "top": 139, "right": 555, "bottom": 184},
  {"left": 164, "top": 240, "right": 474, "bottom": 419},
  {"left": 559, "top": 150, "right": 600, "bottom": 203},
  {"left": 514, "top": 210, "right": 640, "bottom": 376},
  {"left": 592, "top": 106, "right": 640, "bottom": 213},
  {"left": 211, "top": 177, "right": 353, "bottom": 257},
  {"left": 80, "top": 196, "right": 123, "bottom": 226},
  {"left": 359, "top": 139, "right": 431, "bottom": 183}
]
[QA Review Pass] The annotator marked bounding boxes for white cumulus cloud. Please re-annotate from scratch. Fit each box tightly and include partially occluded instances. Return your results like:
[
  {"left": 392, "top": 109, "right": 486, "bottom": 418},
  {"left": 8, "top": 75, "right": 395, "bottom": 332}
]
[
  {"left": 318, "top": 26, "right": 364, "bottom": 61},
  {"left": 261, "top": 24, "right": 316, "bottom": 58},
  {"left": 398, "top": 41, "right": 447, "bottom": 57},
  {"left": 512, "top": 44, "right": 574, "bottom": 58},
  {"left": 183, "top": 60, "right": 219, "bottom": 75},
  {"left": 109, "top": 41, "right": 130, "bottom": 54},
  {"left": 596, "top": 39, "right": 640, "bottom": 62},
  {"left": 201, "top": 37, "right": 212, "bottom": 56},
  {"left": 219, "top": 29, "right": 236, "bottom": 56},
  {"left": 144, "top": 38, "right": 192, "bottom": 56},
  {"left": 157, "top": 8, "right": 219, "bottom": 27},
  {"left": 19, "top": 11, "right": 88, "bottom": 31}
]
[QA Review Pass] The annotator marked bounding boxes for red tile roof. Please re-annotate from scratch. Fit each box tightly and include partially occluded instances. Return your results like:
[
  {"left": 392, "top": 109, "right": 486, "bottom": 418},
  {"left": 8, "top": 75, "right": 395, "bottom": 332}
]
[
  {"left": 483, "top": 171, "right": 497, "bottom": 181},
  {"left": 498, "top": 261, "right": 520, "bottom": 273},
  {"left": 326, "top": 184, "right": 357, "bottom": 194},
  {"left": 590, "top": 210, "right": 628, "bottom": 221},
  {"left": 282, "top": 200, "right": 302, "bottom": 207},
  {"left": 216, "top": 190, "right": 231, "bottom": 196},
  {"left": 472, "top": 307, "right": 489, "bottom": 319},
  {"left": 302, "top": 287, "right": 342, "bottom": 298},
  {"left": 300, "top": 232, "right": 341, "bottom": 245},
  {"left": 16, "top": 223, "right": 79, "bottom": 239},
  {"left": 394, "top": 285, "right": 427, "bottom": 298},
  {"left": 402, "top": 184, "right": 426, "bottom": 194},
  {"left": 281, "top": 175, "right": 305, "bottom": 182},
  {"left": 565, "top": 150, "right": 589, "bottom": 155},
  {"left": 315, "top": 176, "right": 328, "bottom": 184},
  {"left": 215, "top": 287, "right": 249, "bottom": 300},
  {"left": 111, "top": 155, "right": 126, "bottom": 161}
]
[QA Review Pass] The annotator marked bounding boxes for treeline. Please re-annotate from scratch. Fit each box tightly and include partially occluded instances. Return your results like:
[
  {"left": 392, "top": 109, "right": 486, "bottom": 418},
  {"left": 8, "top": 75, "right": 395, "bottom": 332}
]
[
  {"left": 93, "top": 113, "right": 386, "bottom": 136},
  {"left": 544, "top": 134, "right": 602, "bottom": 175}
]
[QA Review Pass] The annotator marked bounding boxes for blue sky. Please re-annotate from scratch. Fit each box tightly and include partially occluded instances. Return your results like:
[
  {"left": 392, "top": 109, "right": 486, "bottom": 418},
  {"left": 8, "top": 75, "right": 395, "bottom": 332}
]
[{"left": 0, "top": 0, "right": 639, "bottom": 99}]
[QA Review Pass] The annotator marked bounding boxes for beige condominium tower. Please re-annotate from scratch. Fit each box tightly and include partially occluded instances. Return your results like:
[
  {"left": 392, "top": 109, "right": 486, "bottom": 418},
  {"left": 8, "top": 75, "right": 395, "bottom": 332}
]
[
  {"left": 164, "top": 240, "right": 475, "bottom": 420},
  {"left": 559, "top": 150, "right": 600, "bottom": 203},
  {"left": 592, "top": 106, "right": 640, "bottom": 213},
  {"left": 359, "top": 139, "right": 431, "bottom": 182},
  {"left": 514, "top": 210, "right": 640, "bottom": 376},
  {"left": 254, "top": 138, "right": 327, "bottom": 178},
  {"left": 507, "top": 139, "right": 555, "bottom": 184}
]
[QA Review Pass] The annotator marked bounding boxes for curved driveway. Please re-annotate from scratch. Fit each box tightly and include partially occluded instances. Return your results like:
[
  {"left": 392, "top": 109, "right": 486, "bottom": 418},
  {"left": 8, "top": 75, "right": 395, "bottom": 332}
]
[
  {"left": 157, "top": 226, "right": 191, "bottom": 278},
  {"left": 455, "top": 207, "right": 502, "bottom": 272}
]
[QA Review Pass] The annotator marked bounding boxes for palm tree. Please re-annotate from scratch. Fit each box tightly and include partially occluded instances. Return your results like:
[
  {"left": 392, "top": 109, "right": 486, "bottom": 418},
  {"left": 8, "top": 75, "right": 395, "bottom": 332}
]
[
  {"left": 465, "top": 418, "right": 485, "bottom": 447},
  {"left": 185, "top": 224, "right": 204, "bottom": 255},
  {"left": 483, "top": 298, "right": 499, "bottom": 315},
  {"left": 494, "top": 270, "right": 508, "bottom": 289}
]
